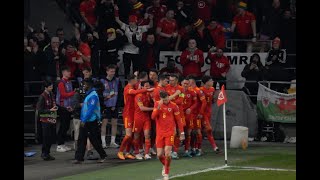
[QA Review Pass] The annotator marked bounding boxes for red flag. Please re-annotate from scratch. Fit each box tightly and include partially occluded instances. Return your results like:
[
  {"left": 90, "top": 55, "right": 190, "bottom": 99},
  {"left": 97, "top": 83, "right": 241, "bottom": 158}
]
[{"left": 217, "top": 85, "right": 227, "bottom": 107}]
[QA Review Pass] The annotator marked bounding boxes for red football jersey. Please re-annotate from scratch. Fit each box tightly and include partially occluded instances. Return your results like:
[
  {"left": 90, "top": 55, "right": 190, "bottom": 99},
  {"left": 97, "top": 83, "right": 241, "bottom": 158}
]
[
  {"left": 182, "top": 87, "right": 197, "bottom": 111},
  {"left": 80, "top": 0, "right": 97, "bottom": 26},
  {"left": 190, "top": 86, "right": 206, "bottom": 115},
  {"left": 232, "top": 11, "right": 256, "bottom": 37},
  {"left": 200, "top": 86, "right": 215, "bottom": 115},
  {"left": 157, "top": 18, "right": 178, "bottom": 36},
  {"left": 207, "top": 24, "right": 226, "bottom": 49},
  {"left": 123, "top": 84, "right": 147, "bottom": 118},
  {"left": 151, "top": 101, "right": 183, "bottom": 137},
  {"left": 180, "top": 48, "right": 204, "bottom": 77},
  {"left": 134, "top": 92, "right": 152, "bottom": 121},
  {"left": 153, "top": 84, "right": 167, "bottom": 102}
]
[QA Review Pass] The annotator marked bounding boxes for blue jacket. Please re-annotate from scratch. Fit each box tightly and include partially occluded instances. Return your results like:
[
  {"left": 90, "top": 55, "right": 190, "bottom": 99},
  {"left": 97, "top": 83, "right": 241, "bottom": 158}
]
[
  {"left": 100, "top": 77, "right": 120, "bottom": 107},
  {"left": 80, "top": 88, "right": 101, "bottom": 123}
]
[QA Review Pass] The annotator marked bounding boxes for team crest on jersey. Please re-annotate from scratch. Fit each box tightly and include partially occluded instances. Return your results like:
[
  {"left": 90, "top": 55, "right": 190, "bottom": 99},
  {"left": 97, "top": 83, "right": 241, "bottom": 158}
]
[
  {"left": 187, "top": 94, "right": 190, "bottom": 98},
  {"left": 168, "top": 108, "right": 172, "bottom": 112},
  {"left": 198, "top": 1, "right": 205, "bottom": 8}
]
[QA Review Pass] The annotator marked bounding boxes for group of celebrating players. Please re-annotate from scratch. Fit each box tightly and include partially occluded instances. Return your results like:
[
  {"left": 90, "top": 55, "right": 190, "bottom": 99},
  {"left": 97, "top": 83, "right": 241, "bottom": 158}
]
[{"left": 118, "top": 70, "right": 221, "bottom": 180}]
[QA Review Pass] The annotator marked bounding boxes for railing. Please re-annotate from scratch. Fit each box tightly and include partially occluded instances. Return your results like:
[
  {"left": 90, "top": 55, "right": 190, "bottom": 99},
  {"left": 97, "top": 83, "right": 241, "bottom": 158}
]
[{"left": 226, "top": 39, "right": 273, "bottom": 52}]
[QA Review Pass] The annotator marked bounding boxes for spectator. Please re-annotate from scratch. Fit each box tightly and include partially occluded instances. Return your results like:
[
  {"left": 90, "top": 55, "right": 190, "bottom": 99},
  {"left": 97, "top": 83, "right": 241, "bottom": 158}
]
[
  {"left": 56, "top": 66, "right": 76, "bottom": 152},
  {"left": 100, "top": 64, "right": 122, "bottom": 148},
  {"left": 278, "top": 9, "right": 296, "bottom": 54},
  {"left": 114, "top": 4, "right": 153, "bottom": 77},
  {"left": 193, "top": 0, "right": 216, "bottom": 24},
  {"left": 207, "top": 18, "right": 228, "bottom": 50},
  {"left": 42, "top": 37, "right": 66, "bottom": 82},
  {"left": 80, "top": 0, "right": 97, "bottom": 31},
  {"left": 36, "top": 80, "right": 57, "bottom": 161},
  {"left": 241, "top": 53, "right": 266, "bottom": 103},
  {"left": 132, "top": 31, "right": 160, "bottom": 71},
  {"left": 265, "top": 37, "right": 286, "bottom": 68},
  {"left": 189, "top": 19, "right": 214, "bottom": 52},
  {"left": 156, "top": 9, "right": 178, "bottom": 50},
  {"left": 129, "top": 0, "right": 149, "bottom": 26},
  {"left": 87, "top": 31, "right": 101, "bottom": 77},
  {"left": 78, "top": 33, "right": 92, "bottom": 71},
  {"left": 159, "top": 59, "right": 183, "bottom": 77},
  {"left": 73, "top": 78, "right": 108, "bottom": 164},
  {"left": 180, "top": 39, "right": 204, "bottom": 79},
  {"left": 260, "top": 0, "right": 282, "bottom": 40},
  {"left": 56, "top": 28, "right": 70, "bottom": 51},
  {"left": 27, "top": 22, "right": 50, "bottom": 50},
  {"left": 208, "top": 48, "right": 230, "bottom": 89},
  {"left": 230, "top": 1, "right": 257, "bottom": 52},
  {"left": 175, "top": 24, "right": 192, "bottom": 51},
  {"left": 95, "top": 0, "right": 117, "bottom": 32},
  {"left": 65, "top": 42, "right": 83, "bottom": 79},
  {"left": 174, "top": 0, "right": 191, "bottom": 28},
  {"left": 146, "top": 0, "right": 167, "bottom": 29}
]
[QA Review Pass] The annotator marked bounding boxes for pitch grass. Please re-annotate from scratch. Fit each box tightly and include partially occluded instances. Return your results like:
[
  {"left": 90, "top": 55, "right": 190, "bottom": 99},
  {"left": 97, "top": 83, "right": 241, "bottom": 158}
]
[{"left": 57, "top": 144, "right": 296, "bottom": 180}]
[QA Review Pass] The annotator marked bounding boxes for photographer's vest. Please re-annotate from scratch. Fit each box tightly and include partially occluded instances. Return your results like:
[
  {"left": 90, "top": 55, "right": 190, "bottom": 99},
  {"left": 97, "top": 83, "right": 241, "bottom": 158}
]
[
  {"left": 39, "top": 92, "right": 57, "bottom": 124},
  {"left": 56, "top": 78, "right": 73, "bottom": 108},
  {"left": 100, "top": 77, "right": 119, "bottom": 107}
]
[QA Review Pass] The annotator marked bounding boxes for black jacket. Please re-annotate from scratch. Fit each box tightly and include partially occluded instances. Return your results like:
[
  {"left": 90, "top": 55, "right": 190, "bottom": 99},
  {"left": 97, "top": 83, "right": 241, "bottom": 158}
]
[{"left": 42, "top": 45, "right": 66, "bottom": 77}]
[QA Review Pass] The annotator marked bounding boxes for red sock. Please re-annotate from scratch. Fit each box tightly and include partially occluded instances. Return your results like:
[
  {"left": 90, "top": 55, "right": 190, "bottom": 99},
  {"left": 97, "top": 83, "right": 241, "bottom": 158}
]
[
  {"left": 133, "top": 138, "right": 140, "bottom": 154},
  {"left": 165, "top": 155, "right": 172, "bottom": 174},
  {"left": 126, "top": 137, "right": 132, "bottom": 153},
  {"left": 159, "top": 155, "right": 165, "bottom": 165},
  {"left": 119, "top": 135, "right": 130, "bottom": 152},
  {"left": 145, "top": 138, "right": 151, "bottom": 154},
  {"left": 174, "top": 136, "right": 180, "bottom": 152},
  {"left": 196, "top": 133, "right": 202, "bottom": 149},
  {"left": 185, "top": 136, "right": 191, "bottom": 151},
  {"left": 207, "top": 130, "right": 217, "bottom": 149}
]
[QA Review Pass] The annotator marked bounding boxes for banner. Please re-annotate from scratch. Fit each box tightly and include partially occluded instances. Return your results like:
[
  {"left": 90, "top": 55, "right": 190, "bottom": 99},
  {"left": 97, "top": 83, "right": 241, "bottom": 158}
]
[
  {"left": 257, "top": 83, "right": 296, "bottom": 123},
  {"left": 117, "top": 51, "right": 267, "bottom": 89}
]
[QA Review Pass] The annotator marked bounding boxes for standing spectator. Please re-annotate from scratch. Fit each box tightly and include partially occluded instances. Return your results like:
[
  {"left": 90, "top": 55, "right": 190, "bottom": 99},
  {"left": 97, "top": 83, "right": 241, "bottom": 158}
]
[
  {"left": 193, "top": 0, "right": 216, "bottom": 24},
  {"left": 42, "top": 37, "right": 66, "bottom": 82},
  {"left": 65, "top": 42, "right": 83, "bottom": 79},
  {"left": 56, "top": 28, "right": 69, "bottom": 52},
  {"left": 114, "top": 4, "right": 153, "bottom": 77},
  {"left": 129, "top": 0, "right": 149, "bottom": 26},
  {"left": 279, "top": 9, "right": 296, "bottom": 54},
  {"left": 36, "top": 80, "right": 57, "bottom": 161},
  {"left": 87, "top": 31, "right": 101, "bottom": 77},
  {"left": 208, "top": 48, "right": 230, "bottom": 89},
  {"left": 73, "top": 78, "right": 108, "bottom": 164},
  {"left": 190, "top": 18, "right": 215, "bottom": 52},
  {"left": 100, "top": 64, "right": 122, "bottom": 148},
  {"left": 56, "top": 66, "right": 76, "bottom": 152},
  {"left": 95, "top": 0, "right": 117, "bottom": 32},
  {"left": 265, "top": 37, "right": 286, "bottom": 68},
  {"left": 175, "top": 24, "right": 192, "bottom": 51},
  {"left": 80, "top": 0, "right": 97, "bottom": 31},
  {"left": 174, "top": 0, "right": 191, "bottom": 28},
  {"left": 207, "top": 18, "right": 228, "bottom": 50},
  {"left": 180, "top": 39, "right": 204, "bottom": 79},
  {"left": 156, "top": 9, "right": 178, "bottom": 51},
  {"left": 230, "top": 1, "right": 257, "bottom": 52},
  {"left": 241, "top": 53, "right": 266, "bottom": 103},
  {"left": 159, "top": 59, "right": 183, "bottom": 77},
  {"left": 78, "top": 33, "right": 92, "bottom": 70},
  {"left": 132, "top": 31, "right": 160, "bottom": 71},
  {"left": 146, "top": 0, "right": 167, "bottom": 29},
  {"left": 260, "top": 0, "right": 282, "bottom": 40}
]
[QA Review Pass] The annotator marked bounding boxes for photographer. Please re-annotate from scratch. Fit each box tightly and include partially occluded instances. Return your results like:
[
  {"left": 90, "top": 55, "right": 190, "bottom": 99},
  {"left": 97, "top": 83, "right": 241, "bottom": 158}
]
[{"left": 36, "top": 80, "right": 57, "bottom": 161}]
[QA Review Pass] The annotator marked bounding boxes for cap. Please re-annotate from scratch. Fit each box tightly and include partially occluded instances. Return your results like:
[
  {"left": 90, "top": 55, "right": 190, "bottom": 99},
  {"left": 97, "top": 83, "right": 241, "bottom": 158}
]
[
  {"left": 133, "top": 2, "right": 144, "bottom": 10},
  {"left": 238, "top": 1, "right": 247, "bottom": 9}
]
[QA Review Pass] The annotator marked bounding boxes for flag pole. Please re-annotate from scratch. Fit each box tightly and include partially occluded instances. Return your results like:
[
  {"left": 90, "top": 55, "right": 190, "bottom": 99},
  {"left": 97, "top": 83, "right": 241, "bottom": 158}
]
[{"left": 223, "top": 102, "right": 228, "bottom": 166}]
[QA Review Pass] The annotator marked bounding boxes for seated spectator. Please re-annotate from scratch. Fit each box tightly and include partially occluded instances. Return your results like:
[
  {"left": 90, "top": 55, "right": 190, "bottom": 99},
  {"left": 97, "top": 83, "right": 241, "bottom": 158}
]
[
  {"left": 207, "top": 48, "right": 230, "bottom": 89},
  {"left": 80, "top": 0, "right": 97, "bottom": 31},
  {"left": 146, "top": 0, "right": 167, "bottom": 29},
  {"left": 159, "top": 59, "right": 183, "bottom": 77},
  {"left": 114, "top": 4, "right": 153, "bottom": 77},
  {"left": 180, "top": 39, "right": 204, "bottom": 79},
  {"left": 189, "top": 19, "right": 214, "bottom": 52},
  {"left": 156, "top": 9, "right": 178, "bottom": 50},
  {"left": 241, "top": 53, "right": 266, "bottom": 103},
  {"left": 175, "top": 24, "right": 192, "bottom": 51},
  {"left": 132, "top": 31, "right": 160, "bottom": 71},
  {"left": 207, "top": 18, "right": 228, "bottom": 50},
  {"left": 230, "top": 1, "right": 257, "bottom": 52},
  {"left": 174, "top": 0, "right": 191, "bottom": 28},
  {"left": 193, "top": 0, "right": 216, "bottom": 25}
]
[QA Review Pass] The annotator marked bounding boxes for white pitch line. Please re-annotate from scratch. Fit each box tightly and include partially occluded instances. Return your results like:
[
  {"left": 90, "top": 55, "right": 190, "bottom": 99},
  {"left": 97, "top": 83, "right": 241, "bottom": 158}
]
[
  {"left": 229, "top": 166, "right": 296, "bottom": 172},
  {"left": 155, "top": 165, "right": 228, "bottom": 180}
]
